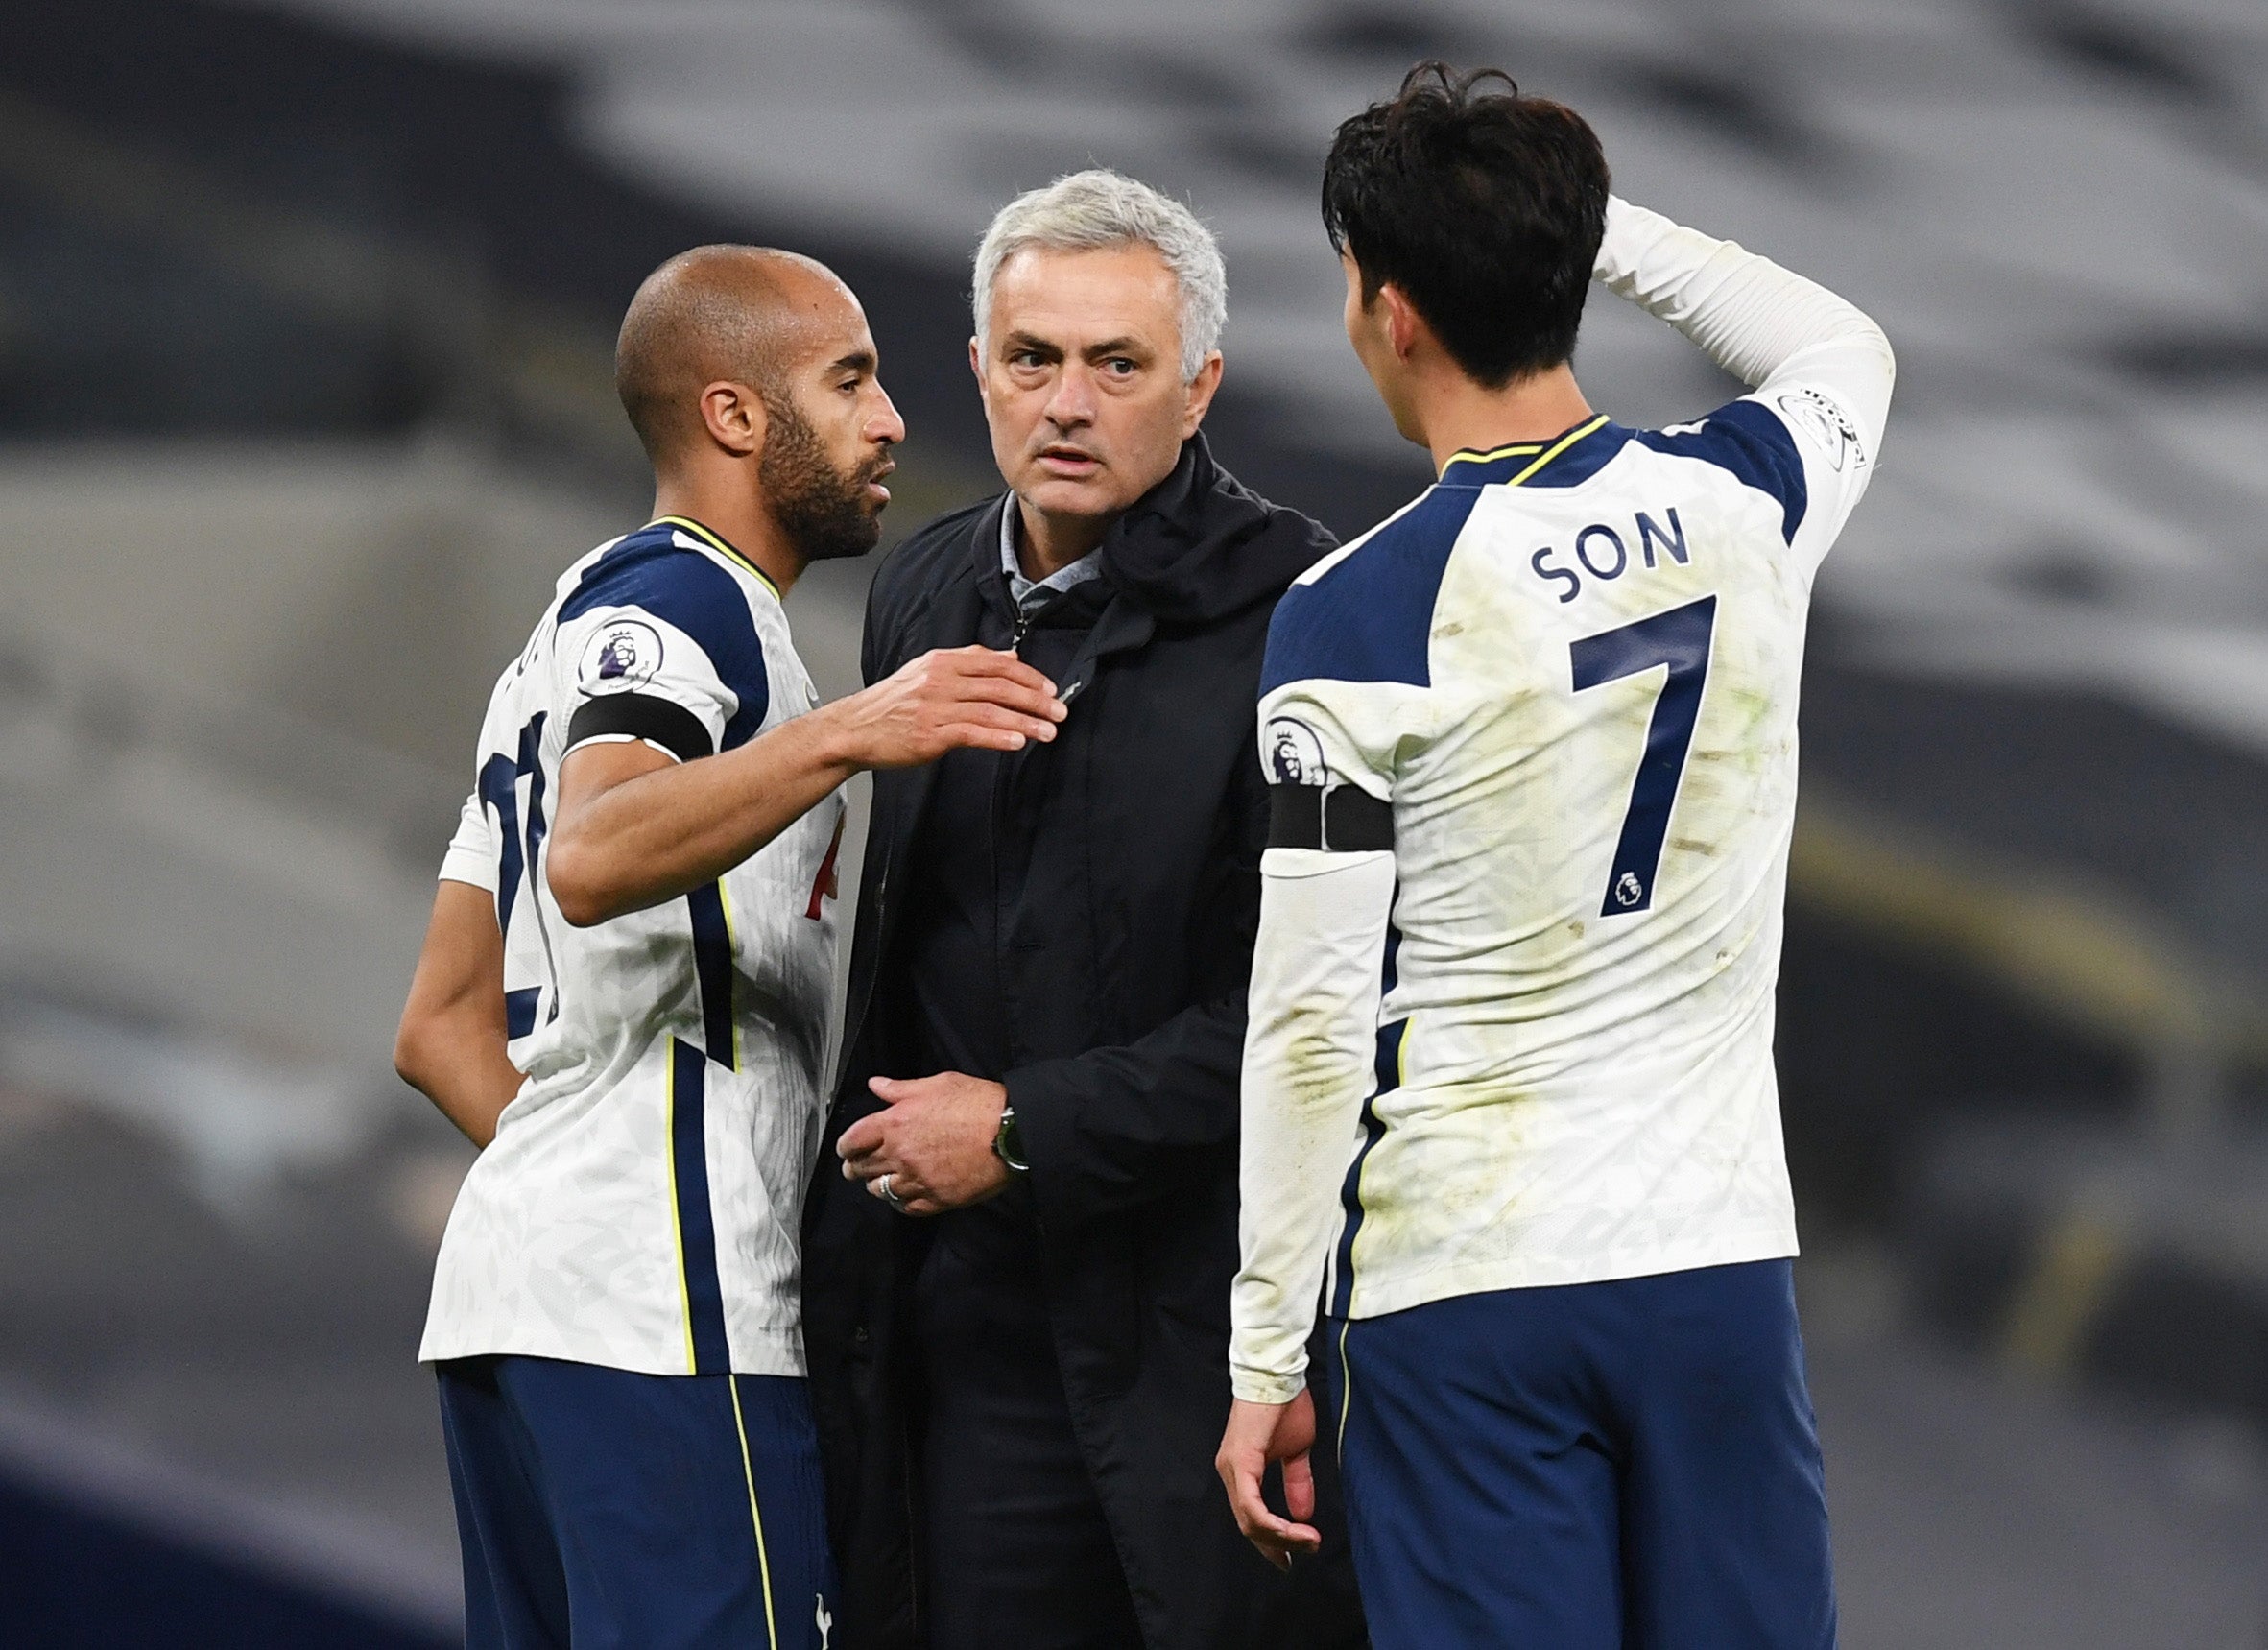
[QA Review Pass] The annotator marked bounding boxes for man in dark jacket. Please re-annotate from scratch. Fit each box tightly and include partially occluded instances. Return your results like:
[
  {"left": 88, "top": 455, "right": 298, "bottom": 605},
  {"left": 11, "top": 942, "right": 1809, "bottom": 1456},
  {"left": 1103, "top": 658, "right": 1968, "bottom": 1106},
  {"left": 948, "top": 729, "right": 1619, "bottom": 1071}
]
[{"left": 804, "top": 171, "right": 1366, "bottom": 1650}]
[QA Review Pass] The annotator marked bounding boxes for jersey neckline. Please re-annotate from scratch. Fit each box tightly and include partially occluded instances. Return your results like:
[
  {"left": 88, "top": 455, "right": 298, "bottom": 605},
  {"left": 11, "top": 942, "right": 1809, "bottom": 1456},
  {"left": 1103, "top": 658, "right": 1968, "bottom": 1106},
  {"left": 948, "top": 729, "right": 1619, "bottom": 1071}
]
[
  {"left": 1440, "top": 414, "right": 1616, "bottom": 488},
  {"left": 648, "top": 514, "right": 784, "bottom": 603}
]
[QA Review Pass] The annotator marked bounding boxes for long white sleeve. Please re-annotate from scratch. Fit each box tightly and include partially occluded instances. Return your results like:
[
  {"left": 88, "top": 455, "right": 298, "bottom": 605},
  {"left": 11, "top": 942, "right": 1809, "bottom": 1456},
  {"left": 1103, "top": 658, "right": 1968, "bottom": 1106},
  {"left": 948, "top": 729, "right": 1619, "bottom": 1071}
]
[
  {"left": 1229, "top": 845, "right": 1397, "bottom": 1404},
  {"left": 1597, "top": 198, "right": 1895, "bottom": 562},
  {"left": 1596, "top": 196, "right": 1894, "bottom": 435}
]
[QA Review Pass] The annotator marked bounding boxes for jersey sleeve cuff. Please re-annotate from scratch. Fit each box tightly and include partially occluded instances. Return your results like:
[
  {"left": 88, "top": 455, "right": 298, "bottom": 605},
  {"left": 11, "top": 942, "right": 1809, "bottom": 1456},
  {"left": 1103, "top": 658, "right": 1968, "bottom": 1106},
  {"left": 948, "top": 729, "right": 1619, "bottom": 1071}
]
[
  {"left": 1230, "top": 1364, "right": 1310, "bottom": 1406},
  {"left": 438, "top": 847, "right": 498, "bottom": 892}
]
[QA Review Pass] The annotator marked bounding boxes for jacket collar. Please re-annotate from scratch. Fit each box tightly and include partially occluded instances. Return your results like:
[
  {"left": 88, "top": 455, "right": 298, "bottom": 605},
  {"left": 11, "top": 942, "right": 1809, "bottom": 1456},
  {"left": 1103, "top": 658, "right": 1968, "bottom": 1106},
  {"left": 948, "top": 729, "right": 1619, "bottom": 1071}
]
[{"left": 962, "top": 434, "right": 1325, "bottom": 632}]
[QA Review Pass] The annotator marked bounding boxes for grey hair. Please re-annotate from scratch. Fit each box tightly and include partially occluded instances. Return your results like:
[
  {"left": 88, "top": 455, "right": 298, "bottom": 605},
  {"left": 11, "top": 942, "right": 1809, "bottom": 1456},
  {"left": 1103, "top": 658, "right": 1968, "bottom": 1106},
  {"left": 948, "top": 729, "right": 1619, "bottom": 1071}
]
[{"left": 971, "top": 169, "right": 1227, "bottom": 381}]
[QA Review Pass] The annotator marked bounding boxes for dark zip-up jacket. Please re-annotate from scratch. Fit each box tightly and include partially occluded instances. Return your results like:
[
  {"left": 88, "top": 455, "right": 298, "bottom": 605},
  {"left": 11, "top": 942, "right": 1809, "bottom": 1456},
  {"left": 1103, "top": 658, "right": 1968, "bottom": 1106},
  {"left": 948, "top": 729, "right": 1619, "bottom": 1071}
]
[{"left": 802, "top": 435, "right": 1367, "bottom": 1649}]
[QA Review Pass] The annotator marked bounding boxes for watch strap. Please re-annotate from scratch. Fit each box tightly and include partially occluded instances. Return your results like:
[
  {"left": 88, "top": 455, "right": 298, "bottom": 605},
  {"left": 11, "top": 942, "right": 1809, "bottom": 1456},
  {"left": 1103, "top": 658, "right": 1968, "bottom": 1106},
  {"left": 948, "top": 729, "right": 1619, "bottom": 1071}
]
[{"left": 993, "top": 1103, "right": 1031, "bottom": 1174}]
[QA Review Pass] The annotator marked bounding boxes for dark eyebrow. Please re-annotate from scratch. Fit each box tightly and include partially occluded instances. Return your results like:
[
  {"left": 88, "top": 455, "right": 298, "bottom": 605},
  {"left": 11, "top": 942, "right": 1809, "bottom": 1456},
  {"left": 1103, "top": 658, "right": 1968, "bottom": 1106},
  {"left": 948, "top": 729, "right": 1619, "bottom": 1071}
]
[
  {"left": 1083, "top": 337, "right": 1147, "bottom": 361},
  {"left": 829, "top": 349, "right": 876, "bottom": 374},
  {"left": 1002, "top": 331, "right": 1062, "bottom": 357}
]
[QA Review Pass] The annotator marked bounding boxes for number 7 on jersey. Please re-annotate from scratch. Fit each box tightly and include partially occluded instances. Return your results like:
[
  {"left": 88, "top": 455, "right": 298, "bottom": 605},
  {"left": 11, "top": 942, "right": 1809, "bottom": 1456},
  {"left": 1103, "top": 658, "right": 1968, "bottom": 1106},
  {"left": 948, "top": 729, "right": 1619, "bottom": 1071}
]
[{"left": 1569, "top": 595, "right": 1718, "bottom": 918}]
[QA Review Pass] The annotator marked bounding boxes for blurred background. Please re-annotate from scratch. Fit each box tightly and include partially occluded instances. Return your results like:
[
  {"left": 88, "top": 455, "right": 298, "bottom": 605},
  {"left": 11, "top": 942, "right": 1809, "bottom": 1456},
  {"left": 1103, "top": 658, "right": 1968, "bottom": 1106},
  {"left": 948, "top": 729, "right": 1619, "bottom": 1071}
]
[{"left": 0, "top": 0, "right": 2263, "bottom": 1643}]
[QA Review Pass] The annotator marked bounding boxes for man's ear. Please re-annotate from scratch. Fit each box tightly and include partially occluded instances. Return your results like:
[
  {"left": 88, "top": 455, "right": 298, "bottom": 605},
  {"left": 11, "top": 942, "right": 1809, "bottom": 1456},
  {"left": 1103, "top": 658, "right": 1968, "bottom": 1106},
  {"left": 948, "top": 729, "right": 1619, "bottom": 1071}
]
[
  {"left": 1180, "top": 351, "right": 1225, "bottom": 440},
  {"left": 1380, "top": 284, "right": 1424, "bottom": 363},
  {"left": 698, "top": 381, "right": 766, "bottom": 457},
  {"left": 967, "top": 335, "right": 983, "bottom": 387}
]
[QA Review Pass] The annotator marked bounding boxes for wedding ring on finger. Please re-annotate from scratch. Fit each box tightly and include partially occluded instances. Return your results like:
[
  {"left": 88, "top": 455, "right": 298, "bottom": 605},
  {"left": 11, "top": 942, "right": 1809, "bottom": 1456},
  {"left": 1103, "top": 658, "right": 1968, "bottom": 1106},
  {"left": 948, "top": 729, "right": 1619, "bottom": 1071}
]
[{"left": 876, "top": 1172, "right": 908, "bottom": 1214}]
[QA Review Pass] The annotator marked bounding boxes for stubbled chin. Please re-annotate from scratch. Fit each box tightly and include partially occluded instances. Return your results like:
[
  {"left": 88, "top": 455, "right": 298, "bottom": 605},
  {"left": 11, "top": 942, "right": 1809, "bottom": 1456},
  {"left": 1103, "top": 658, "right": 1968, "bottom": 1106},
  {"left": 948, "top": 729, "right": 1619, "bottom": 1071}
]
[{"left": 1019, "top": 470, "right": 1116, "bottom": 511}]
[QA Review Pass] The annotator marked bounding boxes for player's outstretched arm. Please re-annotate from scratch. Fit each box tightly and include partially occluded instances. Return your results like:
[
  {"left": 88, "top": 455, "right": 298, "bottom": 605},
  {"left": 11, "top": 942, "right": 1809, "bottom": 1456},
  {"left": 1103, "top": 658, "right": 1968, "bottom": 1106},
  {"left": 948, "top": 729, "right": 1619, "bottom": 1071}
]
[
  {"left": 395, "top": 879, "right": 525, "bottom": 1148},
  {"left": 1594, "top": 195, "right": 1895, "bottom": 462},
  {"left": 546, "top": 645, "right": 1063, "bottom": 927}
]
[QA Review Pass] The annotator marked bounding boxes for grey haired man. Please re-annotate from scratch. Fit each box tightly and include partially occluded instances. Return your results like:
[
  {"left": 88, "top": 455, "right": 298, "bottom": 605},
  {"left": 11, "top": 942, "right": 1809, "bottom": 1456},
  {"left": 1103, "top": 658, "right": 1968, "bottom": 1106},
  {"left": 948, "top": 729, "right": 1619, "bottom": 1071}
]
[{"left": 804, "top": 171, "right": 1369, "bottom": 1650}]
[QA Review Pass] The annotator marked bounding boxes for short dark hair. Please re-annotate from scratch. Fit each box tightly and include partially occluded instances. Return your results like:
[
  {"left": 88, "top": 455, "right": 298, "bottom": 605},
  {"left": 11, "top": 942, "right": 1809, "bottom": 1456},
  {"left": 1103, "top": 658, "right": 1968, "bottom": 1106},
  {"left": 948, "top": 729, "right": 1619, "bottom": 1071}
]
[{"left": 1323, "top": 63, "right": 1611, "bottom": 389}]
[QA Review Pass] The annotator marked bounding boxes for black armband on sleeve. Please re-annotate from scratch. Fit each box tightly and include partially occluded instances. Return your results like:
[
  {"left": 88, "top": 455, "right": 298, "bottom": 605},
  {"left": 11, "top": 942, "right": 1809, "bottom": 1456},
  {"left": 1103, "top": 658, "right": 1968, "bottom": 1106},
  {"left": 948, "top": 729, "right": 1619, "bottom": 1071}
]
[
  {"left": 1267, "top": 783, "right": 1393, "bottom": 852},
  {"left": 565, "top": 693, "right": 714, "bottom": 764}
]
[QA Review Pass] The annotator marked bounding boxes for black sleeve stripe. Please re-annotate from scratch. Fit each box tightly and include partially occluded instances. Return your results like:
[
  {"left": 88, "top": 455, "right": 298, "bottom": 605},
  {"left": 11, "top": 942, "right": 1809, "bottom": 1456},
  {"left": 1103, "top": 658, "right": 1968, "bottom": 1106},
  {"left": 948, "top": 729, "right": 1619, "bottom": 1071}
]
[
  {"left": 1326, "top": 784, "right": 1395, "bottom": 851},
  {"left": 566, "top": 693, "right": 714, "bottom": 764},
  {"left": 1269, "top": 784, "right": 1323, "bottom": 849},
  {"left": 1268, "top": 783, "right": 1393, "bottom": 852}
]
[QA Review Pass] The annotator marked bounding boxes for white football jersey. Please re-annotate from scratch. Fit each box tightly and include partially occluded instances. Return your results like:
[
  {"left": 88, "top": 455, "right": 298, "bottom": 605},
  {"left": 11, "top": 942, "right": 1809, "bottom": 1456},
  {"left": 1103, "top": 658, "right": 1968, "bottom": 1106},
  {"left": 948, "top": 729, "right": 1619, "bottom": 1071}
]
[
  {"left": 420, "top": 515, "right": 845, "bottom": 1377},
  {"left": 1229, "top": 207, "right": 1895, "bottom": 1402}
]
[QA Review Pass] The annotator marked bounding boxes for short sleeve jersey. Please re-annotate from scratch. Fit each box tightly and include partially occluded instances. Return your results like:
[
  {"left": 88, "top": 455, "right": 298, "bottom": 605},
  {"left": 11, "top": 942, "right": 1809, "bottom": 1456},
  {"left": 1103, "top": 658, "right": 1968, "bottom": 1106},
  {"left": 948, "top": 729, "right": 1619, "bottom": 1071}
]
[
  {"left": 420, "top": 516, "right": 846, "bottom": 1377},
  {"left": 1255, "top": 385, "right": 1875, "bottom": 1321}
]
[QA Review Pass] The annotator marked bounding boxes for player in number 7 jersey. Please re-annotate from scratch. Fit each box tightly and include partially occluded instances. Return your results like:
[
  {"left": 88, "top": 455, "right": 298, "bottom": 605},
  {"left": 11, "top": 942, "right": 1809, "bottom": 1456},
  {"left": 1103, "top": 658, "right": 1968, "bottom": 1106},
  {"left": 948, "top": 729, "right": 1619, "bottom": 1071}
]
[{"left": 1216, "top": 65, "right": 1894, "bottom": 1650}]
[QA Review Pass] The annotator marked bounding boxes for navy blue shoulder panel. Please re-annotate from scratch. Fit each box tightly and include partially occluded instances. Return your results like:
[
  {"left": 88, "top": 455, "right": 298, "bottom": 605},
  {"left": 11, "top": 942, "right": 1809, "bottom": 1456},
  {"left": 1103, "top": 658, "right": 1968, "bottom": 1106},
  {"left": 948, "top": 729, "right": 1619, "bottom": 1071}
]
[
  {"left": 1259, "top": 484, "right": 1483, "bottom": 695},
  {"left": 557, "top": 529, "right": 771, "bottom": 750},
  {"left": 1631, "top": 398, "right": 1808, "bottom": 544}
]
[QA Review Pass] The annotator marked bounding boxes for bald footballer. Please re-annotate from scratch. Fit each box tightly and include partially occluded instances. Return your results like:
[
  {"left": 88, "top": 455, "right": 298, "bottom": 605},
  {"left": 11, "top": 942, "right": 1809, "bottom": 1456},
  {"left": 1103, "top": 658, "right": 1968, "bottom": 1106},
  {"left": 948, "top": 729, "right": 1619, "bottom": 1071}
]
[{"left": 395, "top": 247, "right": 1064, "bottom": 1650}]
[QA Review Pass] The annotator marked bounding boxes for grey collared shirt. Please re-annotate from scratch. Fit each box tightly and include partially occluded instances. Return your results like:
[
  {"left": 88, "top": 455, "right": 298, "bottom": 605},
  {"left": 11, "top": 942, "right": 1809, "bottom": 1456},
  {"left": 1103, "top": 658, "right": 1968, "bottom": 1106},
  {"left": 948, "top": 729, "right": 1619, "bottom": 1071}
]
[{"left": 999, "top": 498, "right": 1105, "bottom": 615}]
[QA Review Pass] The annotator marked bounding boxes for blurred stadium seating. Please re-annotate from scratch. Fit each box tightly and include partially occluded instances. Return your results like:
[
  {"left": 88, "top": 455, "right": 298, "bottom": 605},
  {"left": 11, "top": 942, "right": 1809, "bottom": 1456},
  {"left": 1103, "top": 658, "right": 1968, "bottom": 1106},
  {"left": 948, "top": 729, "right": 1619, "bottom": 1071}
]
[{"left": 0, "top": 0, "right": 2262, "bottom": 1642}]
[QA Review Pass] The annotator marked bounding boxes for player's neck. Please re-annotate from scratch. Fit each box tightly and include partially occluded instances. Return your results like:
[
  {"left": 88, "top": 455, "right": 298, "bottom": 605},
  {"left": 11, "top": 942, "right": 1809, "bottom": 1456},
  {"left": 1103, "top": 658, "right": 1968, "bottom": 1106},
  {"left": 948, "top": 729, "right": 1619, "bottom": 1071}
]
[
  {"left": 646, "top": 479, "right": 803, "bottom": 597},
  {"left": 1416, "top": 362, "right": 1595, "bottom": 477}
]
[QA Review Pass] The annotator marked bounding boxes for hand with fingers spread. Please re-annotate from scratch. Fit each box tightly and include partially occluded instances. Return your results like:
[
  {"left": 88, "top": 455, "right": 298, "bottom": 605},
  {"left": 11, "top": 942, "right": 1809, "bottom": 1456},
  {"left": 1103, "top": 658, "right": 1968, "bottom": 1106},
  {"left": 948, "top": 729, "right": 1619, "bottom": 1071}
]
[
  {"left": 837, "top": 1071, "right": 1014, "bottom": 1217},
  {"left": 830, "top": 645, "right": 1066, "bottom": 768},
  {"left": 1215, "top": 1391, "right": 1323, "bottom": 1572}
]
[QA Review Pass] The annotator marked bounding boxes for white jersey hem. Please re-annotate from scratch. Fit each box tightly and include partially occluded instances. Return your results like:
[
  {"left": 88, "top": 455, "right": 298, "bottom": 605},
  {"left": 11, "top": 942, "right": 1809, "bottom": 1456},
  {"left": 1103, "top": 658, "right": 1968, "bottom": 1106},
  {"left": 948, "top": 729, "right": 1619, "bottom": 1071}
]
[
  {"left": 1339, "top": 1227, "right": 1801, "bottom": 1324},
  {"left": 416, "top": 1327, "right": 808, "bottom": 1379}
]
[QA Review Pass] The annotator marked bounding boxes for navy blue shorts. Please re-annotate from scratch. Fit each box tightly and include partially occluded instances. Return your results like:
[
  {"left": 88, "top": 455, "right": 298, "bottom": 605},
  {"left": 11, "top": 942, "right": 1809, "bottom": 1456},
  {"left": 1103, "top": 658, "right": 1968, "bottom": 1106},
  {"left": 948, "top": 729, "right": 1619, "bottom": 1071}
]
[
  {"left": 1318, "top": 1259, "right": 1835, "bottom": 1650},
  {"left": 436, "top": 1355, "right": 838, "bottom": 1650}
]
